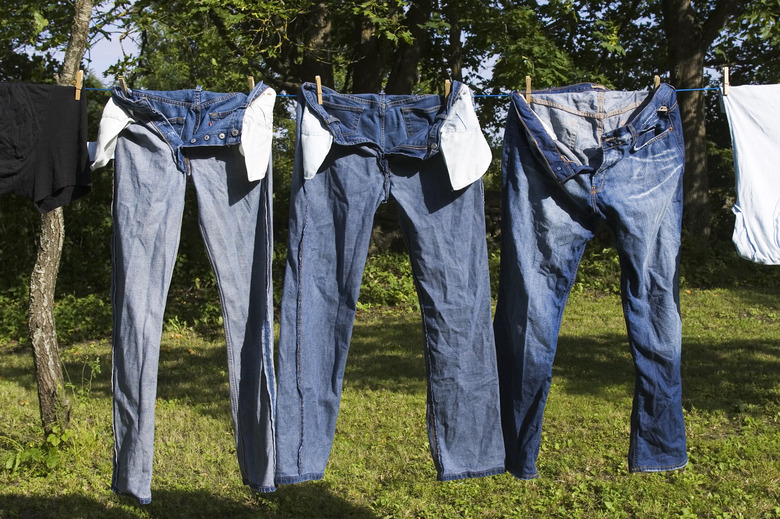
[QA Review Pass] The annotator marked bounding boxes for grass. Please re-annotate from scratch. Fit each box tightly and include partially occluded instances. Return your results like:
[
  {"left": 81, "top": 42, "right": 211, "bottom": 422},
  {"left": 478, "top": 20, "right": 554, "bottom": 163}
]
[{"left": 2, "top": 287, "right": 780, "bottom": 518}]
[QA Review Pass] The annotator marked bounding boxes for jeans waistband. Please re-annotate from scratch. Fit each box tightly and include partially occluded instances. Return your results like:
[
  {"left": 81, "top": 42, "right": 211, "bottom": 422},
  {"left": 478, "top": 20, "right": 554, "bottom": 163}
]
[
  {"left": 111, "top": 83, "right": 270, "bottom": 173},
  {"left": 299, "top": 82, "right": 467, "bottom": 159},
  {"left": 510, "top": 83, "right": 679, "bottom": 183}
]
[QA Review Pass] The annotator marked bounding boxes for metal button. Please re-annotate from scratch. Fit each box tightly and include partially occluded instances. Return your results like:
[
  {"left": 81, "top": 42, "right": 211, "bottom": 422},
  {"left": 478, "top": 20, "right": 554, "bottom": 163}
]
[
  {"left": 203, "top": 135, "right": 210, "bottom": 141},
  {"left": 219, "top": 133, "right": 226, "bottom": 139},
  {"left": 190, "top": 138, "right": 197, "bottom": 144},
  {"left": 231, "top": 129, "right": 239, "bottom": 137}
]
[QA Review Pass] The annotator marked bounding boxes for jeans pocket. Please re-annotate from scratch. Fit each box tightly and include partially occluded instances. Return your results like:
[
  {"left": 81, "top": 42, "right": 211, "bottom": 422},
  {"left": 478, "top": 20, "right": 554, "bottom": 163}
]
[
  {"left": 321, "top": 101, "right": 364, "bottom": 136},
  {"left": 402, "top": 104, "right": 441, "bottom": 138},
  {"left": 632, "top": 120, "right": 673, "bottom": 152}
]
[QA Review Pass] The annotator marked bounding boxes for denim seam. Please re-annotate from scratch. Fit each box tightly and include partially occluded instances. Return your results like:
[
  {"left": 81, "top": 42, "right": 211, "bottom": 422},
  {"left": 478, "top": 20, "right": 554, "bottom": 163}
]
[
  {"left": 529, "top": 98, "right": 644, "bottom": 120},
  {"left": 632, "top": 126, "right": 674, "bottom": 152},
  {"left": 438, "top": 465, "right": 506, "bottom": 481},
  {"left": 294, "top": 180, "right": 309, "bottom": 477},
  {"left": 512, "top": 100, "right": 574, "bottom": 185},
  {"left": 133, "top": 91, "right": 241, "bottom": 109},
  {"left": 629, "top": 457, "right": 688, "bottom": 473}
]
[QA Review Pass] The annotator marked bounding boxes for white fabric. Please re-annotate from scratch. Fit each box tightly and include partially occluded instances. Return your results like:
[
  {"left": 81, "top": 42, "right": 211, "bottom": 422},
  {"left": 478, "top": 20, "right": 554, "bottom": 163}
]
[
  {"left": 90, "top": 98, "right": 133, "bottom": 170},
  {"left": 723, "top": 84, "right": 780, "bottom": 264},
  {"left": 240, "top": 88, "right": 276, "bottom": 181},
  {"left": 439, "top": 86, "right": 493, "bottom": 190},
  {"left": 300, "top": 104, "right": 334, "bottom": 180},
  {"left": 90, "top": 88, "right": 276, "bottom": 181}
]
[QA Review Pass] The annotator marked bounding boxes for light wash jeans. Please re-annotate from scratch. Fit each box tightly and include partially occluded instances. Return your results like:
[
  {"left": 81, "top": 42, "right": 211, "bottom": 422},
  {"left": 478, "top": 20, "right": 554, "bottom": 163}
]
[
  {"left": 494, "top": 83, "right": 688, "bottom": 479},
  {"left": 275, "top": 81, "right": 505, "bottom": 485},
  {"left": 108, "top": 85, "right": 276, "bottom": 503}
]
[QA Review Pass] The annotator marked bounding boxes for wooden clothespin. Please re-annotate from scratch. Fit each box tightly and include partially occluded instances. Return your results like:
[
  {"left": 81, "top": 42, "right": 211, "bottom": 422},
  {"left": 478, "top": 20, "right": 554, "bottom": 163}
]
[
  {"left": 315, "top": 75, "right": 323, "bottom": 104},
  {"left": 653, "top": 75, "right": 661, "bottom": 90},
  {"left": 525, "top": 75, "right": 532, "bottom": 103},
  {"left": 75, "top": 69, "right": 83, "bottom": 100},
  {"left": 118, "top": 75, "right": 128, "bottom": 93},
  {"left": 722, "top": 66, "right": 730, "bottom": 96},
  {"left": 248, "top": 76, "right": 255, "bottom": 91},
  {"left": 444, "top": 79, "right": 451, "bottom": 100}
]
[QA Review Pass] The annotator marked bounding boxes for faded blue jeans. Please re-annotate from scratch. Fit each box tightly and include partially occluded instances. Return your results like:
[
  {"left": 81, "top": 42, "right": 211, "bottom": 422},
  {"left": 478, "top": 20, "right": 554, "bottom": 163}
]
[
  {"left": 494, "top": 83, "right": 687, "bottom": 478},
  {"left": 108, "top": 85, "right": 276, "bottom": 503},
  {"left": 275, "top": 81, "right": 505, "bottom": 484}
]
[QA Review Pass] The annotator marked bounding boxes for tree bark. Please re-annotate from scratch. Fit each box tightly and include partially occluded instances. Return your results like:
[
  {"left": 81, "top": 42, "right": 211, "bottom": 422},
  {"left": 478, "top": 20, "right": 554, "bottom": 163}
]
[
  {"left": 660, "top": 0, "right": 743, "bottom": 237},
  {"left": 386, "top": 0, "right": 432, "bottom": 94},
  {"left": 29, "top": 0, "right": 93, "bottom": 436},
  {"left": 351, "top": 15, "right": 386, "bottom": 93},
  {"left": 298, "top": 2, "right": 334, "bottom": 88}
]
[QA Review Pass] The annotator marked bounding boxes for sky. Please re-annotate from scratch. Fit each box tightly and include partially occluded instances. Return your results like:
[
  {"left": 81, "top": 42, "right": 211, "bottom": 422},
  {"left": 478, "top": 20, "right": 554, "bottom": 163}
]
[{"left": 83, "top": 29, "right": 138, "bottom": 85}]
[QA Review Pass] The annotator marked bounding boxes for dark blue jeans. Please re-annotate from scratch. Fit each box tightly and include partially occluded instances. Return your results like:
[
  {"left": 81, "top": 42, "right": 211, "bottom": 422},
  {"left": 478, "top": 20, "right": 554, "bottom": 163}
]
[
  {"left": 494, "top": 83, "right": 688, "bottom": 478},
  {"left": 275, "top": 82, "right": 505, "bottom": 484}
]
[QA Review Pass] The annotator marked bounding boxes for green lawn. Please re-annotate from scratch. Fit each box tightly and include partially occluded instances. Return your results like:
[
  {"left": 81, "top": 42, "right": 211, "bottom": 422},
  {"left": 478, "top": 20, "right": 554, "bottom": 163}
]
[{"left": 2, "top": 288, "right": 779, "bottom": 518}]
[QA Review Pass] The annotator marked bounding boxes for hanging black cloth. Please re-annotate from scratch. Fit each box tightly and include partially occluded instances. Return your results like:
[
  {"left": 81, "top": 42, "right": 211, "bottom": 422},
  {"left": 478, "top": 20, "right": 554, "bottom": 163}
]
[{"left": 1, "top": 82, "right": 91, "bottom": 212}]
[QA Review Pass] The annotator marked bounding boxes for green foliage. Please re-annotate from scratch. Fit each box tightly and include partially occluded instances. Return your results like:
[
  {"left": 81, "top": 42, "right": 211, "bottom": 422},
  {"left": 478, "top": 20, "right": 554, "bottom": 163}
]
[
  {"left": 2, "top": 425, "right": 73, "bottom": 475},
  {"left": 0, "top": 285, "right": 29, "bottom": 346},
  {"left": 359, "top": 252, "right": 419, "bottom": 310}
]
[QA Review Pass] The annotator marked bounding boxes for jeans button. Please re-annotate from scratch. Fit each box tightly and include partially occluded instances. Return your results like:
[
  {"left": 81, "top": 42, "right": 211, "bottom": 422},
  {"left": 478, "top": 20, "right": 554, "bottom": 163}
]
[
  {"left": 190, "top": 138, "right": 197, "bottom": 144},
  {"left": 231, "top": 129, "right": 239, "bottom": 137},
  {"left": 219, "top": 133, "right": 226, "bottom": 140},
  {"left": 203, "top": 135, "right": 210, "bottom": 141}
]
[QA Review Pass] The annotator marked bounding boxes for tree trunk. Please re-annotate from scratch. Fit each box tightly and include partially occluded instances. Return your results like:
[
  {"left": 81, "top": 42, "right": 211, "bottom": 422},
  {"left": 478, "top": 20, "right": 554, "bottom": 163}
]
[
  {"left": 29, "top": 0, "right": 93, "bottom": 436},
  {"left": 351, "top": 15, "right": 386, "bottom": 93},
  {"left": 446, "top": 2, "right": 463, "bottom": 82},
  {"left": 386, "top": 0, "right": 432, "bottom": 94},
  {"left": 660, "top": 0, "right": 743, "bottom": 237},
  {"left": 298, "top": 2, "right": 334, "bottom": 88},
  {"left": 661, "top": 0, "right": 710, "bottom": 237}
]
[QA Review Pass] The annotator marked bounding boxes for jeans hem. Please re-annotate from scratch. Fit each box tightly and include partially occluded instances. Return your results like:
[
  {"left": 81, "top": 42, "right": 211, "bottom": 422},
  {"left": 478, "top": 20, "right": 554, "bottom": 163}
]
[
  {"left": 506, "top": 468, "right": 540, "bottom": 480},
  {"left": 437, "top": 465, "right": 505, "bottom": 482},
  {"left": 245, "top": 482, "right": 277, "bottom": 493},
  {"left": 112, "top": 487, "right": 151, "bottom": 505},
  {"left": 275, "top": 472, "right": 324, "bottom": 485},
  {"left": 629, "top": 457, "right": 688, "bottom": 474}
]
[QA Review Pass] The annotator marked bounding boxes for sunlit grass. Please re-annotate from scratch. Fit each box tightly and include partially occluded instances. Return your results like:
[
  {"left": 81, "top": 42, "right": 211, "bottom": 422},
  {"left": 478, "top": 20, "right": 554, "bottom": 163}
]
[{"left": 2, "top": 288, "right": 780, "bottom": 517}]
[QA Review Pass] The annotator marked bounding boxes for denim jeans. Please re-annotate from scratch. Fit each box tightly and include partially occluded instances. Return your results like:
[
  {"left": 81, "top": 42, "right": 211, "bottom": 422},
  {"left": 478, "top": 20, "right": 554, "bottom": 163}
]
[
  {"left": 494, "top": 83, "right": 687, "bottom": 478},
  {"left": 108, "top": 85, "right": 276, "bottom": 503},
  {"left": 275, "top": 81, "right": 505, "bottom": 484}
]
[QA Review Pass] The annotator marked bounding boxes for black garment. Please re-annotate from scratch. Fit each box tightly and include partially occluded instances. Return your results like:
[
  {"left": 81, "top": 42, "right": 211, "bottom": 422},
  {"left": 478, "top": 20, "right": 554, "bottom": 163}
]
[{"left": 1, "top": 82, "right": 91, "bottom": 212}]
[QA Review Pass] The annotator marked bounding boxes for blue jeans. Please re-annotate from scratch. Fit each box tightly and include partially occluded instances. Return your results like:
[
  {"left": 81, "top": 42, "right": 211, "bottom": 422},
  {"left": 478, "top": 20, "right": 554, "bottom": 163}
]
[
  {"left": 275, "top": 82, "right": 505, "bottom": 484},
  {"left": 494, "top": 83, "right": 687, "bottom": 478},
  {"left": 109, "top": 85, "right": 276, "bottom": 503}
]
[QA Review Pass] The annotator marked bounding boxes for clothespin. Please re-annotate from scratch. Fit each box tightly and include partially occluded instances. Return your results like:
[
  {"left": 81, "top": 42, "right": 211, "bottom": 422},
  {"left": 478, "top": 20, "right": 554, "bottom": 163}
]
[
  {"left": 248, "top": 76, "right": 255, "bottom": 91},
  {"left": 653, "top": 75, "right": 661, "bottom": 90},
  {"left": 75, "top": 69, "right": 83, "bottom": 101},
  {"left": 444, "top": 79, "right": 451, "bottom": 100},
  {"left": 315, "top": 75, "right": 323, "bottom": 105},
  {"left": 118, "top": 75, "right": 128, "bottom": 93},
  {"left": 525, "top": 76, "right": 532, "bottom": 103},
  {"left": 722, "top": 66, "right": 730, "bottom": 96}
]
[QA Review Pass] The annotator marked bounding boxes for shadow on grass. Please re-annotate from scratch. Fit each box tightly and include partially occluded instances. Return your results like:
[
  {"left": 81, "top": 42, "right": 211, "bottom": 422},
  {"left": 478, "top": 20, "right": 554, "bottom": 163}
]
[
  {"left": 551, "top": 333, "right": 780, "bottom": 416},
  {"left": 0, "top": 484, "right": 379, "bottom": 519}
]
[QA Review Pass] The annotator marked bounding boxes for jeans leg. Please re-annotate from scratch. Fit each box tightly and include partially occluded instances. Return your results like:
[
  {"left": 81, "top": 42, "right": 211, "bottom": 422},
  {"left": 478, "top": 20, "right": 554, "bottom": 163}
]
[
  {"left": 275, "top": 149, "right": 385, "bottom": 484},
  {"left": 601, "top": 148, "right": 687, "bottom": 473},
  {"left": 493, "top": 117, "right": 596, "bottom": 479},
  {"left": 390, "top": 154, "right": 505, "bottom": 480},
  {"left": 188, "top": 147, "right": 276, "bottom": 491},
  {"left": 111, "top": 123, "right": 187, "bottom": 504}
]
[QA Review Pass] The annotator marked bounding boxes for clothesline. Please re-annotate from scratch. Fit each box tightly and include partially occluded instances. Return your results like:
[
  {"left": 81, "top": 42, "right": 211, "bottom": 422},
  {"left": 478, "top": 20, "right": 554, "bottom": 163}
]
[{"left": 84, "top": 86, "right": 723, "bottom": 96}]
